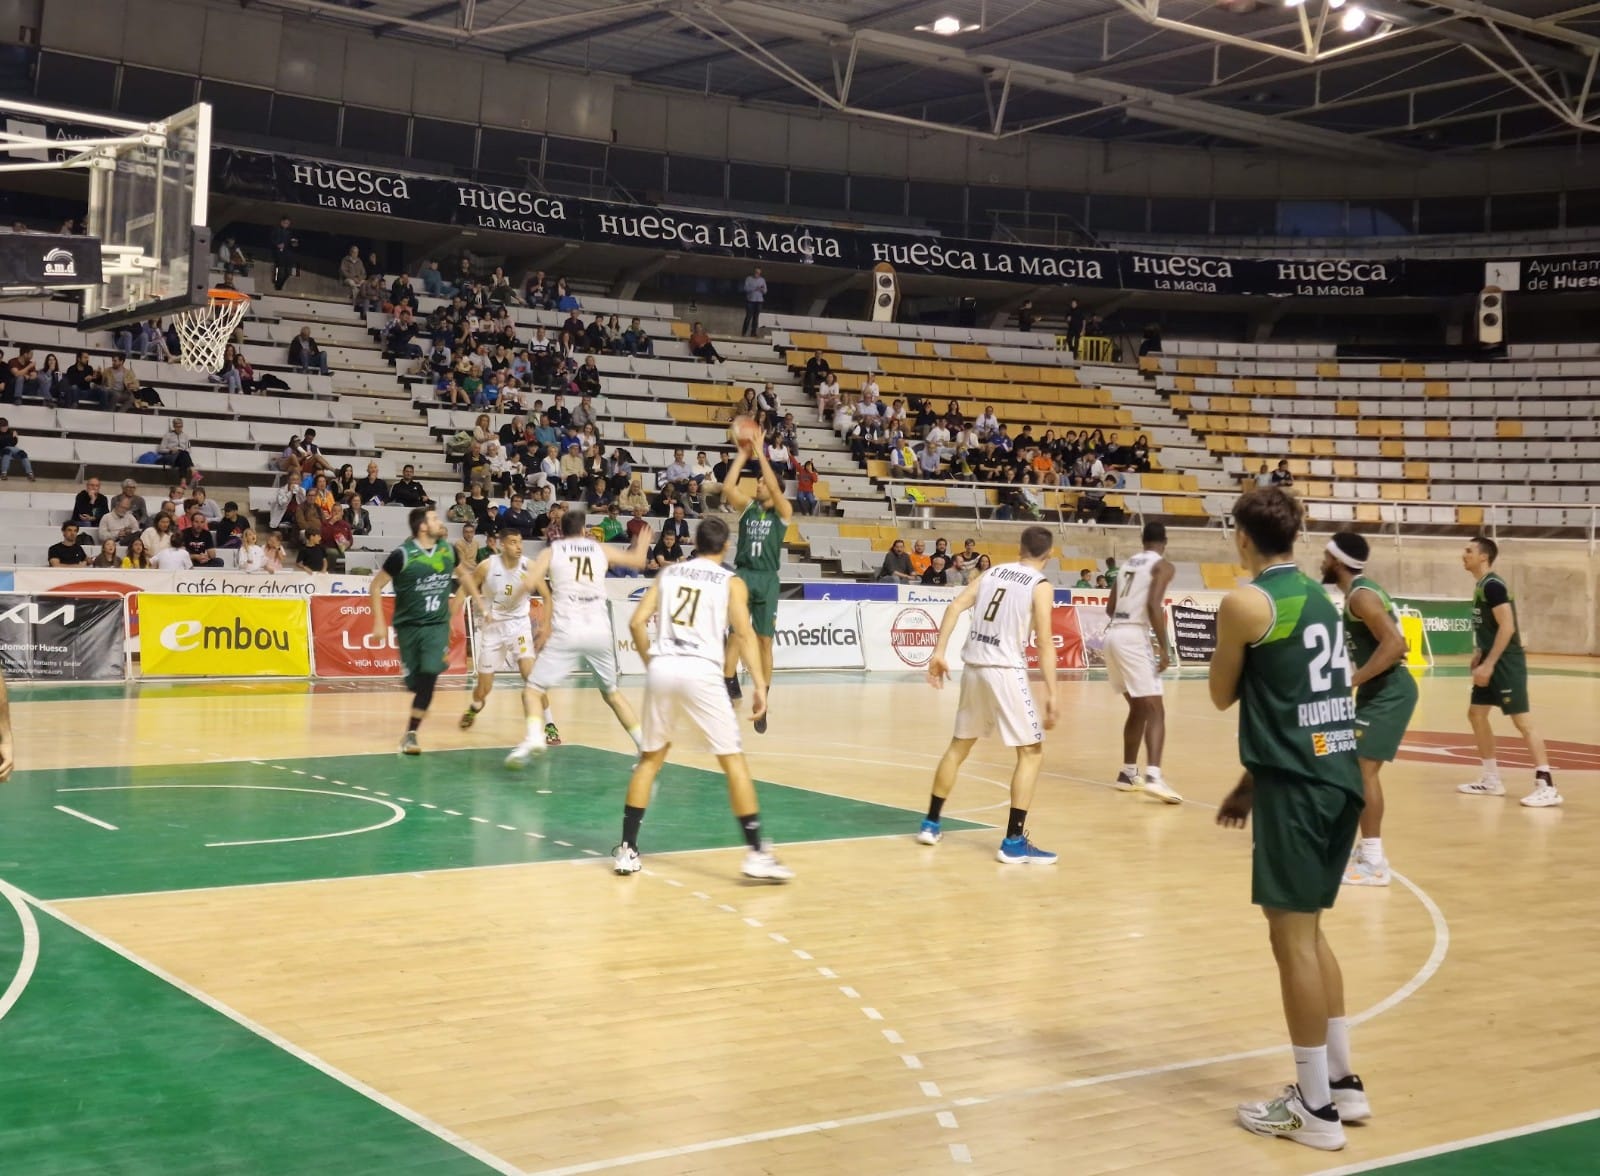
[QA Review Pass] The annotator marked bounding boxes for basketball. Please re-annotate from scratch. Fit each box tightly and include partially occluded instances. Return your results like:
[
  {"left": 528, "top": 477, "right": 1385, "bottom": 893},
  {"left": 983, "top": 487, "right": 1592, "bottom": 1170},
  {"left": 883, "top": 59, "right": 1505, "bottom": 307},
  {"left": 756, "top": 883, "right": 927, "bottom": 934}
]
[{"left": 729, "top": 414, "right": 761, "bottom": 450}]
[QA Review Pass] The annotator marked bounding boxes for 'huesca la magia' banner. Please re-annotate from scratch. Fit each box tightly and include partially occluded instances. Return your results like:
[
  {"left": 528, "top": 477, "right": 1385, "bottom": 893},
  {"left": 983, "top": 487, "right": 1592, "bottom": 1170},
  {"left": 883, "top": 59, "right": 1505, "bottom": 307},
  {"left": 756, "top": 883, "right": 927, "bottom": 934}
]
[{"left": 209, "top": 146, "right": 1573, "bottom": 299}]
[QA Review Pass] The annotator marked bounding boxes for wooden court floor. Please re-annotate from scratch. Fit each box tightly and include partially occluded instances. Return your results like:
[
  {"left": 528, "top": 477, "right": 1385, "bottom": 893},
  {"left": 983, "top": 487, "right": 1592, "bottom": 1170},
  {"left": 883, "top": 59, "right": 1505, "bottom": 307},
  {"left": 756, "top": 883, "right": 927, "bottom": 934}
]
[{"left": 1, "top": 659, "right": 1597, "bottom": 1176}]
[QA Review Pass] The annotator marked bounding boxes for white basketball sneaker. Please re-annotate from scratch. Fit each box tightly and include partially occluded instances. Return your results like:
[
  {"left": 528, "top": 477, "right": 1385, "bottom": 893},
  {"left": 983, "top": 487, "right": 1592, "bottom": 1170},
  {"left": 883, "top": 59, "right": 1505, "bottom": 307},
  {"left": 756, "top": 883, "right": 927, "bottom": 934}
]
[
  {"left": 741, "top": 848, "right": 795, "bottom": 881},
  {"left": 1331, "top": 1075, "right": 1371, "bottom": 1124},
  {"left": 1113, "top": 769, "right": 1141, "bottom": 792},
  {"left": 1342, "top": 857, "right": 1390, "bottom": 887},
  {"left": 1457, "top": 776, "right": 1505, "bottom": 797},
  {"left": 504, "top": 738, "right": 546, "bottom": 768},
  {"left": 613, "top": 844, "right": 642, "bottom": 875},
  {"left": 1141, "top": 777, "right": 1183, "bottom": 805},
  {"left": 1521, "top": 780, "right": 1563, "bottom": 808},
  {"left": 1236, "top": 1084, "right": 1346, "bottom": 1151}
]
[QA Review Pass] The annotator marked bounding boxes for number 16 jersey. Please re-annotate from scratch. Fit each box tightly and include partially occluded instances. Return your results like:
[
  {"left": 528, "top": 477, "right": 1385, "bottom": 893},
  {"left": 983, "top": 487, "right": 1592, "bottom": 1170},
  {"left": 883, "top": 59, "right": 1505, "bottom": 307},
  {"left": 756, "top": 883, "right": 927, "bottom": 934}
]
[{"left": 652, "top": 559, "right": 733, "bottom": 664}]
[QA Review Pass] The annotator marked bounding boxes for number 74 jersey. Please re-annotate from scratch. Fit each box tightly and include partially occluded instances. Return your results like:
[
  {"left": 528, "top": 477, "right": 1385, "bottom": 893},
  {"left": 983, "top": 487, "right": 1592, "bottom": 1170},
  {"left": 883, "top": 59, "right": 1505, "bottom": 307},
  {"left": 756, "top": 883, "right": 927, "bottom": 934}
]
[
  {"left": 1237, "top": 563, "right": 1362, "bottom": 794},
  {"left": 652, "top": 559, "right": 733, "bottom": 664}
]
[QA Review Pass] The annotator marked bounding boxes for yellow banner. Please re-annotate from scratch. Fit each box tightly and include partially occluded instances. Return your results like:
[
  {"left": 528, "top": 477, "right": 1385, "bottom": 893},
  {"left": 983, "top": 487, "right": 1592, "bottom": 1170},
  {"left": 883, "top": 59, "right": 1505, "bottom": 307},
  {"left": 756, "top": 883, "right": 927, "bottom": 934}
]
[{"left": 139, "top": 594, "right": 311, "bottom": 677}]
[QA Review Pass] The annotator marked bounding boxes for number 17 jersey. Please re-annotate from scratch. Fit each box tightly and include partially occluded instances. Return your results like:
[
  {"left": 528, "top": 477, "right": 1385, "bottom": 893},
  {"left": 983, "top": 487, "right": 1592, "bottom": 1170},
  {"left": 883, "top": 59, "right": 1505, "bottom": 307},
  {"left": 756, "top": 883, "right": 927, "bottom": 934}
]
[
  {"left": 962, "top": 562, "right": 1044, "bottom": 669},
  {"left": 1238, "top": 563, "right": 1362, "bottom": 795}
]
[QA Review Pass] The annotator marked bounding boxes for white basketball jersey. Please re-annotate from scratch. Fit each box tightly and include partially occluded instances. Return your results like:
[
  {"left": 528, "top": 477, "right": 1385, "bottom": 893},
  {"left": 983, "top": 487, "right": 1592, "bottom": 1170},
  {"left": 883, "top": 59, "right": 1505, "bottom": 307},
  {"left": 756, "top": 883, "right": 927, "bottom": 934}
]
[
  {"left": 1110, "top": 550, "right": 1162, "bottom": 627},
  {"left": 549, "top": 536, "right": 609, "bottom": 624},
  {"left": 651, "top": 559, "right": 732, "bottom": 665},
  {"left": 482, "top": 554, "right": 531, "bottom": 623},
  {"left": 962, "top": 562, "right": 1044, "bottom": 669}
]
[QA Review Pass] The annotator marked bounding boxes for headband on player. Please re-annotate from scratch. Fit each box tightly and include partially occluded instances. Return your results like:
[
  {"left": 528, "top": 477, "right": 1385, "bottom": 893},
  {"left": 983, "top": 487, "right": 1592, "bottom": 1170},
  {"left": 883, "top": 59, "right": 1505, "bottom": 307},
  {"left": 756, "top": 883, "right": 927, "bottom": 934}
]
[{"left": 1325, "top": 538, "right": 1366, "bottom": 571}]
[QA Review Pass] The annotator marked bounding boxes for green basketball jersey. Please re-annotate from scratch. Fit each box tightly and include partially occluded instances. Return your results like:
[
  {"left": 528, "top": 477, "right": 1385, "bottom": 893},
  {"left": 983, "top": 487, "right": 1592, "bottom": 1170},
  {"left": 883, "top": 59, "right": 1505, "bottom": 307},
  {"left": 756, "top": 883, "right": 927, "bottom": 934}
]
[
  {"left": 1344, "top": 575, "right": 1403, "bottom": 668},
  {"left": 1472, "top": 572, "right": 1522, "bottom": 657},
  {"left": 1237, "top": 564, "right": 1362, "bottom": 794},
  {"left": 735, "top": 501, "right": 783, "bottom": 575},
  {"left": 384, "top": 538, "right": 456, "bottom": 627}
]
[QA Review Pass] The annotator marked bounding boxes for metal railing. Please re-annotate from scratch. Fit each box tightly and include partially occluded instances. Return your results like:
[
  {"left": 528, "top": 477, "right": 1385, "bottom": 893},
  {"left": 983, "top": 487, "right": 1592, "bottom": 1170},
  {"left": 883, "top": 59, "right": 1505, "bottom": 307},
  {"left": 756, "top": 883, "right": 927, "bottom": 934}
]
[{"left": 879, "top": 477, "right": 1600, "bottom": 551}]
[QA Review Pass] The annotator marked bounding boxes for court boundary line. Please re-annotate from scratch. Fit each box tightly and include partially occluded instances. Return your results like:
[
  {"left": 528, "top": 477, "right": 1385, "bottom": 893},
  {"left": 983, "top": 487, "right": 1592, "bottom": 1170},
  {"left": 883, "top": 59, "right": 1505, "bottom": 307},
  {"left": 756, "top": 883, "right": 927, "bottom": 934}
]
[
  {"left": 1311, "top": 1108, "right": 1600, "bottom": 1174},
  {"left": 0, "top": 877, "right": 41, "bottom": 1025},
  {"left": 18, "top": 885, "right": 529, "bottom": 1176}
]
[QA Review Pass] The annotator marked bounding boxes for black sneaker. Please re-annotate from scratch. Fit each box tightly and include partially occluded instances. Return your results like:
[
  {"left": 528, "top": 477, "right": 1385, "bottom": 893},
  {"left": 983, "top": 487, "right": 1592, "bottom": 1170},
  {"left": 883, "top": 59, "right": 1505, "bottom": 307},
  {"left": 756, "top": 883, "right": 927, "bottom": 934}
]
[{"left": 725, "top": 675, "right": 742, "bottom": 701}]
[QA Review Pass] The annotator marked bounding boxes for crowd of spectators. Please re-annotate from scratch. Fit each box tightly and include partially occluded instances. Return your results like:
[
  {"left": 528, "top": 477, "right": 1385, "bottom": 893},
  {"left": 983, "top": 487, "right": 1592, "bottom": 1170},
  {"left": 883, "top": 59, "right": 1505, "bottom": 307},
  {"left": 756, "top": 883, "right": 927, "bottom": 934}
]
[
  {"left": 3, "top": 346, "right": 164, "bottom": 411},
  {"left": 45, "top": 473, "right": 250, "bottom": 568},
  {"left": 876, "top": 536, "right": 991, "bottom": 586}
]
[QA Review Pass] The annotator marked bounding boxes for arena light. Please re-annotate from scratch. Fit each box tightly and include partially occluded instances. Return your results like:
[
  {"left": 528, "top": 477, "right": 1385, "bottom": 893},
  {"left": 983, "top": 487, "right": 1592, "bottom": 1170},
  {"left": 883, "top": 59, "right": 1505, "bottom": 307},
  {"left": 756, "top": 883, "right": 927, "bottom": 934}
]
[
  {"left": 915, "top": 15, "right": 980, "bottom": 36},
  {"left": 1340, "top": 4, "right": 1367, "bottom": 31},
  {"left": 1283, "top": 0, "right": 1307, "bottom": 7}
]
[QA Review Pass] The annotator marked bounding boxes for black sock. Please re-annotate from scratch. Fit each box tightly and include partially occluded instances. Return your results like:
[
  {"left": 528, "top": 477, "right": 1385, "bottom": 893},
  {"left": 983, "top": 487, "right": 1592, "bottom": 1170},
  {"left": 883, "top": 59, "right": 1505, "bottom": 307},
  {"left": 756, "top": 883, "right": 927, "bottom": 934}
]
[
  {"left": 469, "top": 700, "right": 484, "bottom": 713},
  {"left": 737, "top": 812, "right": 763, "bottom": 852},
  {"left": 622, "top": 804, "right": 646, "bottom": 849},
  {"left": 926, "top": 795, "right": 946, "bottom": 823},
  {"left": 406, "top": 715, "right": 422, "bottom": 733},
  {"left": 1006, "top": 807, "right": 1027, "bottom": 839}
]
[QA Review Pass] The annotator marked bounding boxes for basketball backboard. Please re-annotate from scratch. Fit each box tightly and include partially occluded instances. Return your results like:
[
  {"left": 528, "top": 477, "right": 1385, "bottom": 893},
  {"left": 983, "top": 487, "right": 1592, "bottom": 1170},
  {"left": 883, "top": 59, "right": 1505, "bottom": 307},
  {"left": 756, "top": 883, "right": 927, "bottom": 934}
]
[{"left": 0, "top": 98, "right": 213, "bottom": 329}]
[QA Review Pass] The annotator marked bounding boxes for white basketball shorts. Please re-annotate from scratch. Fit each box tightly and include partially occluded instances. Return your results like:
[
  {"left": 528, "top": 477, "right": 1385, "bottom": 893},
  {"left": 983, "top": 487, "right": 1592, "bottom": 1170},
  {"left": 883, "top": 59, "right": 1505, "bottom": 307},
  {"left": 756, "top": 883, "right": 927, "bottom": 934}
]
[
  {"left": 527, "top": 620, "right": 619, "bottom": 693},
  {"left": 475, "top": 617, "right": 535, "bottom": 674},
  {"left": 1103, "top": 625, "right": 1163, "bottom": 698},
  {"left": 641, "top": 656, "right": 742, "bottom": 757},
  {"left": 953, "top": 664, "right": 1044, "bottom": 747}
]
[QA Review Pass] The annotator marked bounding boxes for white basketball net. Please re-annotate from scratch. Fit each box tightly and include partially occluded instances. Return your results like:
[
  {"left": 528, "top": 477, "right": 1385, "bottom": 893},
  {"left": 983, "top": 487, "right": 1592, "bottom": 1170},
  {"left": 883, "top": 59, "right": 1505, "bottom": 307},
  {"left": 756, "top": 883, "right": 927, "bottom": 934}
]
[{"left": 173, "top": 294, "right": 249, "bottom": 373}]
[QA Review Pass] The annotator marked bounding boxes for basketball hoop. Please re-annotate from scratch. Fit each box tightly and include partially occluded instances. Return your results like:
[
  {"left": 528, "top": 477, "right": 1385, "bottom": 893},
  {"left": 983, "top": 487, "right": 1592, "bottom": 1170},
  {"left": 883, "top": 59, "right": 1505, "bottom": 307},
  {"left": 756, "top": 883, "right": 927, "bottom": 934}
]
[{"left": 173, "top": 288, "right": 249, "bottom": 373}]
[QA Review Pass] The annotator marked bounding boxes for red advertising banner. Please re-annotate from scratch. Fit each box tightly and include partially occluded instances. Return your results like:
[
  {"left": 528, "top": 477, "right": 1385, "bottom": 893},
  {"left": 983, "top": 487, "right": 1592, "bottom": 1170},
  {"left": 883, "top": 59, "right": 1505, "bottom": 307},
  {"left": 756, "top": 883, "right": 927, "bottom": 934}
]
[
  {"left": 1026, "top": 604, "right": 1086, "bottom": 671},
  {"left": 310, "top": 595, "right": 470, "bottom": 678}
]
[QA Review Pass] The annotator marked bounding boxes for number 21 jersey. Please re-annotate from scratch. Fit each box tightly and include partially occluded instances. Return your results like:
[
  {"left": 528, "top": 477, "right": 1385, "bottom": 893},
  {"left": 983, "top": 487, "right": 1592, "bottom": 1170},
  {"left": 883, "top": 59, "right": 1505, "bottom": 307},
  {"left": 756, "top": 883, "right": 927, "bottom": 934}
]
[
  {"left": 962, "top": 562, "right": 1044, "bottom": 670},
  {"left": 652, "top": 560, "right": 732, "bottom": 664},
  {"left": 1238, "top": 563, "right": 1361, "bottom": 795}
]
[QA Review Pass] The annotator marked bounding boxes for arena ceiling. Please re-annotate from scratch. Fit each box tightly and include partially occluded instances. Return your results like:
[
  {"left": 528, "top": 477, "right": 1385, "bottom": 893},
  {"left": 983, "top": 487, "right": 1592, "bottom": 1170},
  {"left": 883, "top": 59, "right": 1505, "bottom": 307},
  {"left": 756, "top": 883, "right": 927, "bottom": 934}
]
[{"left": 250, "top": 1, "right": 1600, "bottom": 158}]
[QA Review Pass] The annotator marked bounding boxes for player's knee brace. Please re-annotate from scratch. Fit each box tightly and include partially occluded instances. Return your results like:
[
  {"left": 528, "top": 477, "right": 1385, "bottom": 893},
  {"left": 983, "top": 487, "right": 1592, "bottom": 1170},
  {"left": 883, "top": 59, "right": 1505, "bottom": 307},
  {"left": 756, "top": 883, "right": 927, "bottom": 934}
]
[{"left": 411, "top": 672, "right": 439, "bottom": 712}]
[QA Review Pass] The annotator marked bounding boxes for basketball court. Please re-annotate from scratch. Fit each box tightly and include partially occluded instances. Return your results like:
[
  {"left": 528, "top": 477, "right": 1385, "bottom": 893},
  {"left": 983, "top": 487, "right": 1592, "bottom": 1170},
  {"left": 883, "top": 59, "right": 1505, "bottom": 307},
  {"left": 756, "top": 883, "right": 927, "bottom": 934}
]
[{"left": 2, "top": 661, "right": 1596, "bottom": 1174}]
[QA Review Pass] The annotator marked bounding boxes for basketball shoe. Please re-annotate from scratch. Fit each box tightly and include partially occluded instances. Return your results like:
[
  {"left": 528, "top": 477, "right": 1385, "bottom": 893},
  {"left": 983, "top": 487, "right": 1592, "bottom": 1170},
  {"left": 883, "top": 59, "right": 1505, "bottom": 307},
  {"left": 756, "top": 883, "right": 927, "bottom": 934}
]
[
  {"left": 1141, "top": 777, "right": 1183, "bottom": 804},
  {"left": 996, "top": 834, "right": 1057, "bottom": 865},
  {"left": 504, "top": 738, "right": 546, "bottom": 768},
  {"left": 742, "top": 848, "right": 794, "bottom": 881},
  {"left": 613, "top": 844, "right": 642, "bottom": 875},
  {"left": 399, "top": 731, "right": 420, "bottom": 756},
  {"left": 1521, "top": 773, "right": 1562, "bottom": 807},
  {"left": 1331, "top": 1075, "right": 1371, "bottom": 1124},
  {"left": 544, "top": 722, "right": 562, "bottom": 746},
  {"left": 1457, "top": 776, "right": 1505, "bottom": 796},
  {"left": 1236, "top": 1084, "right": 1345, "bottom": 1151},
  {"left": 916, "top": 819, "right": 942, "bottom": 845},
  {"left": 1113, "top": 769, "right": 1140, "bottom": 792}
]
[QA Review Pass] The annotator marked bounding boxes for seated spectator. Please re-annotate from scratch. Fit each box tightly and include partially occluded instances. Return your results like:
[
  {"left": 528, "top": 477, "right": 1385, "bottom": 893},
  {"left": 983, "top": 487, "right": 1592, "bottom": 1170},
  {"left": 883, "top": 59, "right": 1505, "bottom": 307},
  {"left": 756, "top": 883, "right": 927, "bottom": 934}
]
[
  {"left": 558, "top": 446, "right": 585, "bottom": 497},
  {"left": 765, "top": 433, "right": 794, "bottom": 479},
  {"left": 560, "top": 309, "right": 586, "bottom": 353},
  {"left": 907, "top": 540, "right": 931, "bottom": 576},
  {"left": 1094, "top": 574, "right": 1109, "bottom": 589},
  {"left": 390, "top": 272, "right": 421, "bottom": 310},
  {"left": 121, "top": 537, "right": 151, "bottom": 569},
  {"left": 179, "top": 510, "right": 223, "bottom": 567},
  {"left": 446, "top": 490, "right": 475, "bottom": 523},
  {"left": 1130, "top": 434, "right": 1152, "bottom": 472},
  {"left": 0, "top": 417, "right": 35, "bottom": 481},
  {"left": 48, "top": 522, "right": 89, "bottom": 566},
  {"left": 343, "top": 493, "right": 371, "bottom": 539},
  {"left": 7, "top": 347, "right": 40, "bottom": 402},
  {"left": 464, "top": 483, "right": 495, "bottom": 529},
  {"left": 213, "top": 501, "right": 245, "bottom": 548},
  {"left": 974, "top": 405, "right": 1001, "bottom": 440},
  {"left": 61, "top": 350, "right": 95, "bottom": 408},
  {"left": 296, "top": 527, "right": 330, "bottom": 573},
  {"left": 234, "top": 528, "right": 265, "bottom": 572},
  {"left": 289, "top": 326, "right": 332, "bottom": 376},
  {"left": 646, "top": 530, "right": 687, "bottom": 574},
  {"left": 584, "top": 476, "right": 613, "bottom": 511},
  {"left": 920, "top": 554, "right": 949, "bottom": 587},
  {"left": 554, "top": 279, "right": 581, "bottom": 313},
  {"left": 621, "top": 317, "right": 654, "bottom": 357},
  {"left": 877, "top": 538, "right": 915, "bottom": 583},
  {"left": 795, "top": 460, "right": 819, "bottom": 515},
  {"left": 99, "top": 495, "right": 142, "bottom": 546},
  {"left": 524, "top": 270, "right": 550, "bottom": 308},
  {"left": 498, "top": 494, "right": 538, "bottom": 539},
  {"left": 453, "top": 523, "right": 480, "bottom": 573},
  {"left": 1074, "top": 569, "right": 1094, "bottom": 588},
  {"left": 617, "top": 474, "right": 650, "bottom": 516},
  {"left": 140, "top": 511, "right": 178, "bottom": 555},
  {"left": 594, "top": 502, "right": 626, "bottom": 542},
  {"left": 1138, "top": 324, "right": 1162, "bottom": 357},
  {"left": 95, "top": 355, "right": 152, "bottom": 412},
  {"left": 355, "top": 461, "right": 388, "bottom": 504},
  {"left": 583, "top": 315, "right": 610, "bottom": 354},
  {"left": 354, "top": 272, "right": 385, "bottom": 314},
  {"left": 802, "top": 350, "right": 830, "bottom": 396},
  {"left": 151, "top": 538, "right": 192, "bottom": 571},
  {"left": 1270, "top": 459, "right": 1294, "bottom": 487},
  {"left": 218, "top": 237, "right": 250, "bottom": 282},
  {"left": 389, "top": 464, "right": 434, "bottom": 508},
  {"left": 624, "top": 504, "right": 648, "bottom": 544},
  {"left": 323, "top": 507, "right": 353, "bottom": 553},
  {"left": 688, "top": 321, "right": 723, "bottom": 364},
  {"left": 576, "top": 356, "right": 602, "bottom": 396},
  {"left": 339, "top": 245, "right": 366, "bottom": 293},
  {"left": 154, "top": 419, "right": 199, "bottom": 486},
  {"left": 73, "top": 477, "right": 110, "bottom": 527}
]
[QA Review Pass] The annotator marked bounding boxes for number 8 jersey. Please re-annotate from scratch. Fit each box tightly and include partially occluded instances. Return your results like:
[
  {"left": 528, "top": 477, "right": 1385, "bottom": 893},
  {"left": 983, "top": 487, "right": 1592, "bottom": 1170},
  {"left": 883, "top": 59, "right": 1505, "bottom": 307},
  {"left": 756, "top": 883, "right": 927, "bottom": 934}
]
[
  {"left": 651, "top": 559, "right": 733, "bottom": 664},
  {"left": 962, "top": 562, "right": 1045, "bottom": 669},
  {"left": 1238, "top": 563, "right": 1362, "bottom": 794}
]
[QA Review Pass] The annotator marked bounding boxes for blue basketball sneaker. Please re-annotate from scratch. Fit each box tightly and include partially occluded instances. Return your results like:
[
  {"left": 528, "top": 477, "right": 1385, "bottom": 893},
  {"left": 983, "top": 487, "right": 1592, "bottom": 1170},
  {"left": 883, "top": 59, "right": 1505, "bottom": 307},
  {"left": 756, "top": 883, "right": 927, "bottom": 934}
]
[
  {"left": 916, "top": 819, "right": 942, "bottom": 845},
  {"left": 996, "top": 834, "right": 1057, "bottom": 865}
]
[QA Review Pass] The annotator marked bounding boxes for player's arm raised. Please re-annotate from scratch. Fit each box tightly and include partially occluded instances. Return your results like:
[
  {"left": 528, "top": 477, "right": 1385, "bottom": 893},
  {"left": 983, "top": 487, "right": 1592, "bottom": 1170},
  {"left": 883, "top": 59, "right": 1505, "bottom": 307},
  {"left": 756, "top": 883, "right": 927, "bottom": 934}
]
[
  {"left": 628, "top": 580, "right": 659, "bottom": 669},
  {"left": 729, "top": 576, "right": 767, "bottom": 721},
  {"left": 1149, "top": 558, "right": 1176, "bottom": 674},
  {"left": 927, "top": 574, "right": 982, "bottom": 688},
  {"left": 753, "top": 447, "right": 793, "bottom": 523},
  {"left": 1208, "top": 585, "right": 1272, "bottom": 711},
  {"left": 1348, "top": 587, "right": 1407, "bottom": 688},
  {"left": 721, "top": 446, "right": 753, "bottom": 512},
  {"left": 609, "top": 524, "right": 655, "bottom": 572},
  {"left": 1030, "top": 578, "right": 1059, "bottom": 729}
]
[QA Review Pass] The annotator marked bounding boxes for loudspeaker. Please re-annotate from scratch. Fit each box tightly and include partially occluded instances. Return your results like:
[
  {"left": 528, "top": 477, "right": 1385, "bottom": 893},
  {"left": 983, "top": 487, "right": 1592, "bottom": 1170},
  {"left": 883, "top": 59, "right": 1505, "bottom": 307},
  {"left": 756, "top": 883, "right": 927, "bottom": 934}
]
[
  {"left": 868, "top": 262, "right": 898, "bottom": 323},
  {"left": 1477, "top": 286, "right": 1504, "bottom": 346}
]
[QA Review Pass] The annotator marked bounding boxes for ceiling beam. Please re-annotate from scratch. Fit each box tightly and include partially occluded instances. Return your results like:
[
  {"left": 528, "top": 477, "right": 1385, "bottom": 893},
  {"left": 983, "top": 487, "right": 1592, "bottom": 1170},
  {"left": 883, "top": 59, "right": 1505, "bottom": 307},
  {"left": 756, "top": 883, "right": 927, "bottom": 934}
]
[
  {"left": 505, "top": 11, "right": 670, "bottom": 61},
  {"left": 371, "top": 0, "right": 459, "bottom": 39}
]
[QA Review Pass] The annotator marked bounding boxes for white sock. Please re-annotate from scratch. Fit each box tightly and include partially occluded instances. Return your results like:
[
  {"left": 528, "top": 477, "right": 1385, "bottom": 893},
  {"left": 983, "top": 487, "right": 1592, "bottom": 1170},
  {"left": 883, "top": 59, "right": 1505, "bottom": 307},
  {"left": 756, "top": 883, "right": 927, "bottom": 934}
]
[
  {"left": 1360, "top": 836, "right": 1383, "bottom": 865},
  {"left": 525, "top": 718, "right": 540, "bottom": 742},
  {"left": 1146, "top": 765, "right": 1163, "bottom": 781},
  {"left": 1481, "top": 758, "right": 1499, "bottom": 780},
  {"left": 1121, "top": 762, "right": 1138, "bottom": 778},
  {"left": 543, "top": 707, "right": 555, "bottom": 725},
  {"left": 1293, "top": 1044, "right": 1332, "bottom": 1110},
  {"left": 1326, "top": 1017, "right": 1352, "bottom": 1081},
  {"left": 627, "top": 725, "right": 644, "bottom": 751}
]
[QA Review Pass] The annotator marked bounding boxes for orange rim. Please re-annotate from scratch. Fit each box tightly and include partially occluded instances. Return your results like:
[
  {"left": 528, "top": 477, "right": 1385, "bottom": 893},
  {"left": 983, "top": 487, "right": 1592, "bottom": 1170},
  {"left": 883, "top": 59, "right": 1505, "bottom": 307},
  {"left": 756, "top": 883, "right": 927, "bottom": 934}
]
[{"left": 205, "top": 288, "right": 251, "bottom": 305}]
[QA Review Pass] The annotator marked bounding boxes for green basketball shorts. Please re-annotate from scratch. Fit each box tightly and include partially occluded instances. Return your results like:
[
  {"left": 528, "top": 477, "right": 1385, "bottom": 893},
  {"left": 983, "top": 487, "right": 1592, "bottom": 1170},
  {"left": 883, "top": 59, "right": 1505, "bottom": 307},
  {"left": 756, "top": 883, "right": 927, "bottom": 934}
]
[
  {"left": 738, "top": 569, "right": 781, "bottom": 639},
  {"left": 397, "top": 622, "right": 451, "bottom": 691},
  {"left": 1354, "top": 671, "right": 1419, "bottom": 763},
  {"left": 1250, "top": 774, "right": 1364, "bottom": 913},
  {"left": 1470, "top": 654, "right": 1530, "bottom": 715}
]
